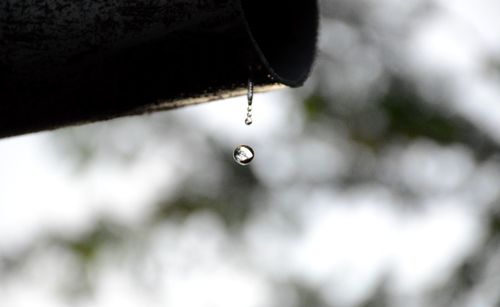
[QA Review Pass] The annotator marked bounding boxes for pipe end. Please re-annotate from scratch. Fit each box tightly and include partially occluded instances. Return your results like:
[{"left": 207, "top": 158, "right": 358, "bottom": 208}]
[{"left": 240, "top": 0, "right": 319, "bottom": 87}]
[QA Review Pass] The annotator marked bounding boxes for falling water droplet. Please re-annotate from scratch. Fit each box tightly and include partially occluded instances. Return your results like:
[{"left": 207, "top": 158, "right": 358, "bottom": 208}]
[{"left": 233, "top": 145, "right": 254, "bottom": 166}]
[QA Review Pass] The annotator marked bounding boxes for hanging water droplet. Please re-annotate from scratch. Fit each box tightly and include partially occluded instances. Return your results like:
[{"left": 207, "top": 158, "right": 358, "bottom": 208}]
[
  {"left": 233, "top": 145, "right": 254, "bottom": 166},
  {"left": 245, "top": 79, "right": 254, "bottom": 125},
  {"left": 247, "top": 79, "right": 254, "bottom": 102},
  {"left": 233, "top": 76, "right": 256, "bottom": 166}
]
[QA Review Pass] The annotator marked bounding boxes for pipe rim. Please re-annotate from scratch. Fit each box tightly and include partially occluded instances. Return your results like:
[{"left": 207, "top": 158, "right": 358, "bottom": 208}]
[{"left": 238, "top": 0, "right": 319, "bottom": 87}]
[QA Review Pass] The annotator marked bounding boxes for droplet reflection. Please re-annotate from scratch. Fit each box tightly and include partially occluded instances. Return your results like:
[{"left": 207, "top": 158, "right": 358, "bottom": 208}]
[{"left": 233, "top": 145, "right": 255, "bottom": 165}]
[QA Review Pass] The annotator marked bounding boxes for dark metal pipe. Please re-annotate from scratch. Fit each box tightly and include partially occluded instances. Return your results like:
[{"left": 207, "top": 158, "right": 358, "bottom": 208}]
[{"left": 0, "top": 0, "right": 319, "bottom": 137}]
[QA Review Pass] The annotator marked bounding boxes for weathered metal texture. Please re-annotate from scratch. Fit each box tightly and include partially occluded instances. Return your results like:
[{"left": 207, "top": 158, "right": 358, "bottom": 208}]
[{"left": 0, "top": 0, "right": 319, "bottom": 137}]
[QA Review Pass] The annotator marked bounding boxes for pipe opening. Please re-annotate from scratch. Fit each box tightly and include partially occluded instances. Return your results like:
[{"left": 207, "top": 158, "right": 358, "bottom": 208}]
[{"left": 239, "top": 0, "right": 318, "bottom": 87}]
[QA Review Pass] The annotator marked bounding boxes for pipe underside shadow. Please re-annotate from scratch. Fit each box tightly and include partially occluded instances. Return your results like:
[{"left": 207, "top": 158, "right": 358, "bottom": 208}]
[{"left": 0, "top": 0, "right": 318, "bottom": 138}]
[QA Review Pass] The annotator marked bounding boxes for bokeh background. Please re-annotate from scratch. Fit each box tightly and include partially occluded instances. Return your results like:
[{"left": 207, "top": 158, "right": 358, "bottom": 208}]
[{"left": 2, "top": 0, "right": 500, "bottom": 306}]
